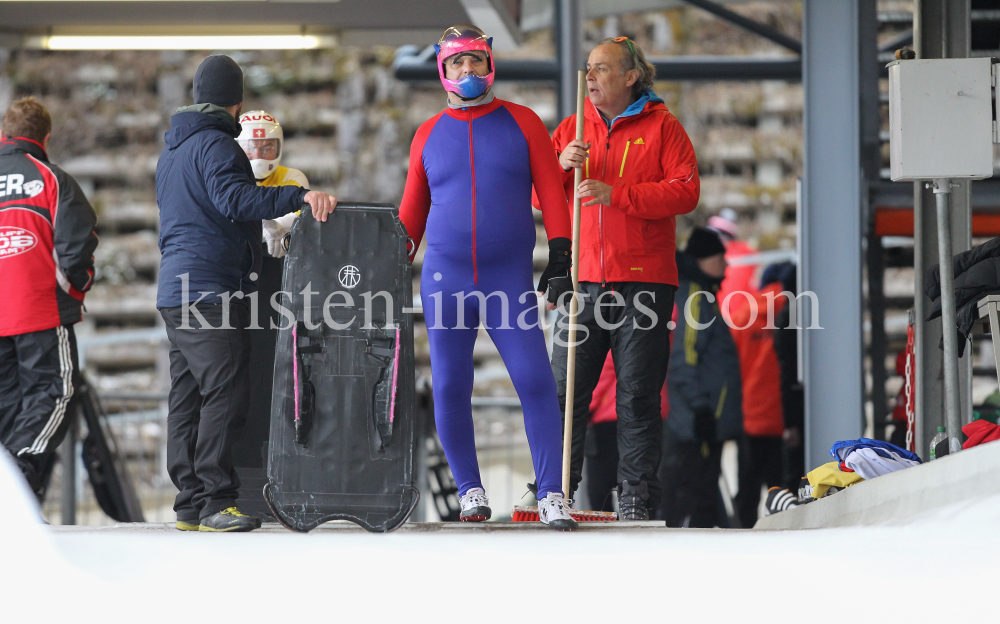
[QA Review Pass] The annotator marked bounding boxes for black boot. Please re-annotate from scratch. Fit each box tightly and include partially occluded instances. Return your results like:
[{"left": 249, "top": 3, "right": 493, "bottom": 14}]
[{"left": 618, "top": 480, "right": 649, "bottom": 521}]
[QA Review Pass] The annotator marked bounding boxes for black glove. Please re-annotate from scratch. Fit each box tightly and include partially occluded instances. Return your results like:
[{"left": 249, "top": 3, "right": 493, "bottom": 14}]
[
  {"left": 537, "top": 237, "right": 573, "bottom": 306},
  {"left": 693, "top": 405, "right": 717, "bottom": 442}
]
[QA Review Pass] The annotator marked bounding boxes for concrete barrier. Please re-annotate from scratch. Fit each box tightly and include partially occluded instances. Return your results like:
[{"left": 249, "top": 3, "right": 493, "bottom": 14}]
[{"left": 754, "top": 440, "right": 1000, "bottom": 529}]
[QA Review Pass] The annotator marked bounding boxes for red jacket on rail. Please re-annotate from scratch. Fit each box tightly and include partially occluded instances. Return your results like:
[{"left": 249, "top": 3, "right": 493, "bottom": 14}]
[
  {"left": 0, "top": 137, "right": 98, "bottom": 336},
  {"left": 544, "top": 91, "right": 700, "bottom": 286}
]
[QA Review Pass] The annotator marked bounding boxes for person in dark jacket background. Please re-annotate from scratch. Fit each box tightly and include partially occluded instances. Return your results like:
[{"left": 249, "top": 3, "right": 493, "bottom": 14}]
[
  {"left": 0, "top": 97, "right": 98, "bottom": 497},
  {"left": 660, "top": 227, "right": 743, "bottom": 528},
  {"left": 156, "top": 55, "right": 336, "bottom": 532}
]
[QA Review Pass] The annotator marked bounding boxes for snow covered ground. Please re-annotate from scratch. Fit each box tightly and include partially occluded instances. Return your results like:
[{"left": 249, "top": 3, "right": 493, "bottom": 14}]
[{"left": 3, "top": 451, "right": 999, "bottom": 623}]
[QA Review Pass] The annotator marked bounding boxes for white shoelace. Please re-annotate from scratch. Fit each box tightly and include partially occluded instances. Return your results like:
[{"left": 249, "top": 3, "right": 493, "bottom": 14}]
[
  {"left": 541, "top": 495, "right": 574, "bottom": 518},
  {"left": 461, "top": 489, "right": 489, "bottom": 509}
]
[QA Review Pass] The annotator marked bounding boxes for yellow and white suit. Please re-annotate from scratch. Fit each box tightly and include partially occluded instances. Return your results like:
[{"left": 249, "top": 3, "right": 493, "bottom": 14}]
[{"left": 261, "top": 165, "right": 309, "bottom": 258}]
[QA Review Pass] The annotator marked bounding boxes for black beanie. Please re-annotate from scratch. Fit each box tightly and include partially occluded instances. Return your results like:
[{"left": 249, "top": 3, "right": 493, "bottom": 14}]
[
  {"left": 193, "top": 55, "right": 244, "bottom": 107},
  {"left": 685, "top": 227, "right": 727, "bottom": 259}
]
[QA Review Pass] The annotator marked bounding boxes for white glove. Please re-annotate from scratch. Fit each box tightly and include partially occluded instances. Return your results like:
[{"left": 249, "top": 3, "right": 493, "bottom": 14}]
[
  {"left": 262, "top": 219, "right": 291, "bottom": 258},
  {"left": 274, "top": 212, "right": 297, "bottom": 231}
]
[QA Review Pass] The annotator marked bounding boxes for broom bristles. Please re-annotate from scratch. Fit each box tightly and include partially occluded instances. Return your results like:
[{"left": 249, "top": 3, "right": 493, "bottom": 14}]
[{"left": 510, "top": 505, "right": 617, "bottom": 522}]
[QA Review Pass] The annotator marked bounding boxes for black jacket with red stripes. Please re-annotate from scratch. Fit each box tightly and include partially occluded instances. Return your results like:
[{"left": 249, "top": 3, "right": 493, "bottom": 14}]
[{"left": 0, "top": 137, "right": 98, "bottom": 336}]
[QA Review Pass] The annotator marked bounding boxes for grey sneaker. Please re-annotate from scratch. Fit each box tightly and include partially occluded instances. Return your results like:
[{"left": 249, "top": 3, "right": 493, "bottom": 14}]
[
  {"left": 459, "top": 487, "right": 491, "bottom": 522},
  {"left": 538, "top": 493, "right": 578, "bottom": 531},
  {"left": 198, "top": 507, "right": 260, "bottom": 532},
  {"left": 618, "top": 481, "right": 649, "bottom": 521}
]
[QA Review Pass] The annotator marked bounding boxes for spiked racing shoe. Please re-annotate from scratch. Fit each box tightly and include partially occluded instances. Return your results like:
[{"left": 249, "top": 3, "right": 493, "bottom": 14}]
[
  {"left": 459, "top": 487, "right": 491, "bottom": 522},
  {"left": 618, "top": 481, "right": 650, "bottom": 521},
  {"left": 198, "top": 507, "right": 261, "bottom": 532},
  {"left": 538, "top": 493, "right": 578, "bottom": 531}
]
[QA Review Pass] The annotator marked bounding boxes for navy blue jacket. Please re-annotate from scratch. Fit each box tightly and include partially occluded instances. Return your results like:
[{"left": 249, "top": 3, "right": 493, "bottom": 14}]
[
  {"left": 666, "top": 252, "right": 744, "bottom": 443},
  {"left": 155, "top": 108, "right": 307, "bottom": 308}
]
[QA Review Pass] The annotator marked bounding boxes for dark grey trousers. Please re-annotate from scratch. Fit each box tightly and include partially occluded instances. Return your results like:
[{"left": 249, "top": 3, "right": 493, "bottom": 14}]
[{"left": 161, "top": 303, "right": 251, "bottom": 521}]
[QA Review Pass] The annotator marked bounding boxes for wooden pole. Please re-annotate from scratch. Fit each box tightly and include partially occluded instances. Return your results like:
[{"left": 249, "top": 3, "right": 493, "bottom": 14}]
[{"left": 561, "top": 70, "right": 586, "bottom": 500}]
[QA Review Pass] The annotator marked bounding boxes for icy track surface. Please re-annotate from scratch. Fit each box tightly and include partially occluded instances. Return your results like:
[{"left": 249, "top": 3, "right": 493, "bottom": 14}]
[{"left": 2, "top": 450, "right": 999, "bottom": 623}]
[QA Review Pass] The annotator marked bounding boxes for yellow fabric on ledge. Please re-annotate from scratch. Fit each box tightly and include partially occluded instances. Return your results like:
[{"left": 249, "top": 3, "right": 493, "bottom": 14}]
[{"left": 807, "top": 461, "right": 865, "bottom": 499}]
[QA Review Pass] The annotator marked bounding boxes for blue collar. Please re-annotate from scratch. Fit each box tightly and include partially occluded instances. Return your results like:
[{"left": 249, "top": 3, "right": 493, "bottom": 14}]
[{"left": 599, "top": 89, "right": 662, "bottom": 129}]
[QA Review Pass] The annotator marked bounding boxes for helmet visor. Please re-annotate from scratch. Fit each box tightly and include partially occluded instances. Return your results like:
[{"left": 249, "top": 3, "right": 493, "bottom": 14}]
[{"left": 239, "top": 138, "right": 281, "bottom": 161}]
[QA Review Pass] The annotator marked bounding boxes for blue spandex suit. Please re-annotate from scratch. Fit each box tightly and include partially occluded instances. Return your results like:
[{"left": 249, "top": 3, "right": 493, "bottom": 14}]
[{"left": 399, "top": 97, "right": 572, "bottom": 499}]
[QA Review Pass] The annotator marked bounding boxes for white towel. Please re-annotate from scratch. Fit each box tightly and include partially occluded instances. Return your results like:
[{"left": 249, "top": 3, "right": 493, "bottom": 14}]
[{"left": 843, "top": 447, "right": 919, "bottom": 480}]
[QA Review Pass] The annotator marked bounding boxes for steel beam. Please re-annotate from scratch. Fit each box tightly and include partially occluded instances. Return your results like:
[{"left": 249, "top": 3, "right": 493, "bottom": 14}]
[
  {"left": 801, "top": 0, "right": 865, "bottom": 470},
  {"left": 913, "top": 0, "right": 972, "bottom": 459},
  {"left": 394, "top": 56, "right": 802, "bottom": 83},
  {"left": 680, "top": 0, "right": 802, "bottom": 54}
]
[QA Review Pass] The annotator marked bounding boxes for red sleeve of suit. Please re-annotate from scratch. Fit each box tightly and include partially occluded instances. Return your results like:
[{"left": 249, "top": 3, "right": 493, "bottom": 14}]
[
  {"left": 503, "top": 104, "right": 571, "bottom": 241},
  {"left": 398, "top": 111, "right": 443, "bottom": 260}
]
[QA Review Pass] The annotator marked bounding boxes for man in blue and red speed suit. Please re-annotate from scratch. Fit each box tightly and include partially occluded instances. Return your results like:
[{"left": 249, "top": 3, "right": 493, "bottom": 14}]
[{"left": 399, "top": 24, "right": 578, "bottom": 530}]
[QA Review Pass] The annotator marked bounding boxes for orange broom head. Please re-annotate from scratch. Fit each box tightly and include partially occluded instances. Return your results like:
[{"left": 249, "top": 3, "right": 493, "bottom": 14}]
[{"left": 510, "top": 505, "right": 617, "bottom": 522}]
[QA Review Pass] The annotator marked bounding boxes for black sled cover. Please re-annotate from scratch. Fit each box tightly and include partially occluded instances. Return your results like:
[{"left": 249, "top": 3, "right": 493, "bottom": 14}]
[{"left": 264, "top": 203, "right": 418, "bottom": 532}]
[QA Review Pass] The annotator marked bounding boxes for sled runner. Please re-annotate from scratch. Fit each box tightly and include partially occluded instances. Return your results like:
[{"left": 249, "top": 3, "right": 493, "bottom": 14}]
[{"left": 264, "top": 204, "right": 418, "bottom": 533}]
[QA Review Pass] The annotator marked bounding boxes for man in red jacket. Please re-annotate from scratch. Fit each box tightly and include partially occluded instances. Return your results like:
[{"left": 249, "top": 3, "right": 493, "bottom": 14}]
[
  {"left": 548, "top": 37, "right": 700, "bottom": 519},
  {"left": 0, "top": 97, "right": 98, "bottom": 496}
]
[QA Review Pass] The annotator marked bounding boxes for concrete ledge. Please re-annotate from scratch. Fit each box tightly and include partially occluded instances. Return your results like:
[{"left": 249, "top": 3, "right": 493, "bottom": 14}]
[
  {"left": 50, "top": 520, "right": 664, "bottom": 533},
  {"left": 755, "top": 440, "right": 1000, "bottom": 529}
]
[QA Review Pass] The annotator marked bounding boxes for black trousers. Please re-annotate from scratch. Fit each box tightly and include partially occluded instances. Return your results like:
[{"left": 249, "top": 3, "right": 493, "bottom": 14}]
[
  {"left": 584, "top": 420, "right": 619, "bottom": 512},
  {"left": 735, "top": 435, "right": 784, "bottom": 528},
  {"left": 659, "top": 434, "right": 723, "bottom": 528},
  {"left": 0, "top": 325, "right": 80, "bottom": 495},
  {"left": 551, "top": 282, "right": 675, "bottom": 508},
  {"left": 161, "top": 303, "right": 251, "bottom": 522}
]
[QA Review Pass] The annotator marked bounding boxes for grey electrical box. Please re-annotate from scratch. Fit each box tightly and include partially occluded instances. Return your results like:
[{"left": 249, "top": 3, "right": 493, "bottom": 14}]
[{"left": 887, "top": 57, "right": 998, "bottom": 182}]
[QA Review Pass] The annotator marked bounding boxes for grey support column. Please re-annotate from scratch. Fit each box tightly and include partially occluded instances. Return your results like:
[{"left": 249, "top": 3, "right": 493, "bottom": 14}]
[
  {"left": 556, "top": 0, "right": 583, "bottom": 121},
  {"left": 801, "top": 0, "right": 865, "bottom": 469},
  {"left": 859, "top": 0, "right": 887, "bottom": 438},
  {"left": 913, "top": 0, "right": 972, "bottom": 458}
]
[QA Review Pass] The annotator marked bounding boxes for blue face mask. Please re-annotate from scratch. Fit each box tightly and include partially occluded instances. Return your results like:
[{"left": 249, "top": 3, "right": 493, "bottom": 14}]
[{"left": 447, "top": 73, "right": 492, "bottom": 100}]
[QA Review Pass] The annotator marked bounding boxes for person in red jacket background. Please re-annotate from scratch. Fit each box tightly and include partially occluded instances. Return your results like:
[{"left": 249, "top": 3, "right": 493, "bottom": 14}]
[
  {"left": 709, "top": 208, "right": 758, "bottom": 310},
  {"left": 546, "top": 36, "right": 699, "bottom": 520},
  {"left": 0, "top": 97, "right": 98, "bottom": 496},
  {"left": 729, "top": 269, "right": 787, "bottom": 527}
]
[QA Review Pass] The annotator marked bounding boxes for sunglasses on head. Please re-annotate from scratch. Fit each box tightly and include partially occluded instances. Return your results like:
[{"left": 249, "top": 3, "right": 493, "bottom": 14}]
[{"left": 613, "top": 36, "right": 637, "bottom": 58}]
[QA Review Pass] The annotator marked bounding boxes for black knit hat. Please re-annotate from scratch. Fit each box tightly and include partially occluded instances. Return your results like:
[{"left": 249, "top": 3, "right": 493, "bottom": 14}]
[
  {"left": 193, "top": 55, "right": 244, "bottom": 107},
  {"left": 685, "top": 227, "right": 726, "bottom": 259}
]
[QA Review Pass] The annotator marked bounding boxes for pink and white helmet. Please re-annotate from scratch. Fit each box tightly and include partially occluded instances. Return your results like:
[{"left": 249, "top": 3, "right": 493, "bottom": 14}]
[{"left": 435, "top": 25, "right": 495, "bottom": 100}]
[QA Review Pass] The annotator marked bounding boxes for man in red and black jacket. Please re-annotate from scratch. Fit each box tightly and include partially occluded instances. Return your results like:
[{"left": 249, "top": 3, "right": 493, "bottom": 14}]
[
  {"left": 546, "top": 38, "right": 699, "bottom": 520},
  {"left": 0, "top": 97, "right": 98, "bottom": 496}
]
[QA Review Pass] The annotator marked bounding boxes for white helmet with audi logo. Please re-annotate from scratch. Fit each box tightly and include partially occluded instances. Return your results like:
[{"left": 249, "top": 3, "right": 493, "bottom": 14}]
[{"left": 237, "top": 110, "right": 284, "bottom": 181}]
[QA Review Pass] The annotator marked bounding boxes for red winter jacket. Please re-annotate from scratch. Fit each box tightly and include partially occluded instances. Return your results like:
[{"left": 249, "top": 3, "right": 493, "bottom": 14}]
[
  {"left": 0, "top": 138, "right": 98, "bottom": 336},
  {"left": 546, "top": 92, "right": 700, "bottom": 286},
  {"left": 717, "top": 239, "right": 757, "bottom": 312},
  {"left": 729, "top": 282, "right": 785, "bottom": 437}
]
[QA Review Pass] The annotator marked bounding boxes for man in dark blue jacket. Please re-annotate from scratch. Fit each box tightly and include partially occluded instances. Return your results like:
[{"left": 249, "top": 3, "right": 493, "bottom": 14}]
[
  {"left": 156, "top": 55, "right": 336, "bottom": 532},
  {"left": 661, "top": 227, "right": 744, "bottom": 528}
]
